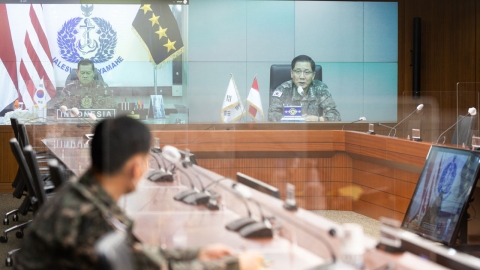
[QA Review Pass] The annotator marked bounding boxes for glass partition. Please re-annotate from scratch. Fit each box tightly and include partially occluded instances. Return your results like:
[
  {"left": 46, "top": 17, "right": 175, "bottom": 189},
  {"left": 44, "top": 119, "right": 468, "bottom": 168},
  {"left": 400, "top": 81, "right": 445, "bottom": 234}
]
[{"left": 401, "top": 88, "right": 480, "bottom": 146}]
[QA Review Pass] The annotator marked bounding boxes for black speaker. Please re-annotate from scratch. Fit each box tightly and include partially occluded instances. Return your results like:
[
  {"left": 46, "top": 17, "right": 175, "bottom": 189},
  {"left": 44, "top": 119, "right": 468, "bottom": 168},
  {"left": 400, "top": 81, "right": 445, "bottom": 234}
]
[{"left": 412, "top": 17, "right": 421, "bottom": 99}]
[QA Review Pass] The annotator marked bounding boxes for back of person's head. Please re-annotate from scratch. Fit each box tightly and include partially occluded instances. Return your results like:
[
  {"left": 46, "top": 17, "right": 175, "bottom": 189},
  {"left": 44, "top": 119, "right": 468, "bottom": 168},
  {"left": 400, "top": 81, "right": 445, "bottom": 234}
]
[
  {"left": 91, "top": 116, "right": 151, "bottom": 175},
  {"left": 77, "top": 59, "right": 95, "bottom": 71},
  {"left": 291, "top": 55, "right": 315, "bottom": 71}
]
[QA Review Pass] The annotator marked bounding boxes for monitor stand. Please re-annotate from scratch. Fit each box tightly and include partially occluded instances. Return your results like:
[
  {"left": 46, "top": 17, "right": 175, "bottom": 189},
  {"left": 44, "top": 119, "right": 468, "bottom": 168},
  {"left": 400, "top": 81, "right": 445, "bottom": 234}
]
[{"left": 453, "top": 197, "right": 480, "bottom": 254}]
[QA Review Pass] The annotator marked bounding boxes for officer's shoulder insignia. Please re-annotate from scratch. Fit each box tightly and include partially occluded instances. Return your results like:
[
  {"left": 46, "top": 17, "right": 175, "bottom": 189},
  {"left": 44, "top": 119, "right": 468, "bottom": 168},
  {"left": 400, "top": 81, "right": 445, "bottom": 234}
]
[{"left": 272, "top": 90, "right": 282, "bottom": 97}]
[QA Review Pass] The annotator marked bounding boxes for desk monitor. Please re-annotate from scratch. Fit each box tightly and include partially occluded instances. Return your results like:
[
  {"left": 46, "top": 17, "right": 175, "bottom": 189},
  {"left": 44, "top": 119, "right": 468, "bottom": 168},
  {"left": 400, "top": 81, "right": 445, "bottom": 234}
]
[
  {"left": 401, "top": 146, "right": 480, "bottom": 246},
  {"left": 236, "top": 172, "right": 280, "bottom": 199}
]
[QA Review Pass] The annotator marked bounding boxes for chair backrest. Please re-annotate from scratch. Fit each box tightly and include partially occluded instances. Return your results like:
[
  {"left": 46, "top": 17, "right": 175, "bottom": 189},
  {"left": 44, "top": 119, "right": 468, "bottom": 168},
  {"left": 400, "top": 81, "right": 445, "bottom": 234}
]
[
  {"left": 17, "top": 123, "right": 30, "bottom": 149},
  {"left": 10, "top": 117, "right": 20, "bottom": 141},
  {"left": 65, "top": 68, "right": 104, "bottom": 86},
  {"left": 9, "top": 139, "right": 40, "bottom": 212},
  {"left": 95, "top": 231, "right": 134, "bottom": 270},
  {"left": 23, "top": 146, "right": 47, "bottom": 207},
  {"left": 269, "top": 64, "right": 322, "bottom": 106},
  {"left": 452, "top": 115, "right": 475, "bottom": 146},
  {"left": 48, "top": 159, "right": 67, "bottom": 191}
]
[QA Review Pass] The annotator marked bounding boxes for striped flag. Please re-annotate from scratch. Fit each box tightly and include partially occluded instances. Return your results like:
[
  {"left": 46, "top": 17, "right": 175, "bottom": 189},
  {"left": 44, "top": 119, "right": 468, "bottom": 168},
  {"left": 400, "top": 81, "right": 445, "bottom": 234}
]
[
  {"left": 220, "top": 75, "right": 245, "bottom": 123},
  {"left": 17, "top": 4, "right": 55, "bottom": 109},
  {"left": 0, "top": 4, "right": 19, "bottom": 111},
  {"left": 246, "top": 77, "right": 264, "bottom": 122}
]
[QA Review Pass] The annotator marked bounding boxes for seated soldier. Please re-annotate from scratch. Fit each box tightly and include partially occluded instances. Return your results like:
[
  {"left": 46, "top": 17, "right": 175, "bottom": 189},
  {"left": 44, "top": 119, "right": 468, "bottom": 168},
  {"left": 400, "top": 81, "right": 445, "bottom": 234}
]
[
  {"left": 268, "top": 55, "right": 341, "bottom": 122},
  {"left": 14, "top": 116, "right": 263, "bottom": 270},
  {"left": 47, "top": 59, "right": 115, "bottom": 110}
]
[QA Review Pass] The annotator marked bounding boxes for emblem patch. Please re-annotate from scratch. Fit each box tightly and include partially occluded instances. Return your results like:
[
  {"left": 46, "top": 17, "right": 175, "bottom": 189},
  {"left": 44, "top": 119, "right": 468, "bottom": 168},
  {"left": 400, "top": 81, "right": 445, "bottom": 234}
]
[{"left": 272, "top": 90, "right": 282, "bottom": 97}]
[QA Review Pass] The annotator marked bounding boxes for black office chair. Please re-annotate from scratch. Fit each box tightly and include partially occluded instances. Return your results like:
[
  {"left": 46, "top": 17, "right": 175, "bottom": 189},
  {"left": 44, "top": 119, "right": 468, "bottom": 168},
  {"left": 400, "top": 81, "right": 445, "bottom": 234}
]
[
  {"left": 451, "top": 115, "right": 475, "bottom": 146},
  {"left": 10, "top": 118, "right": 26, "bottom": 199},
  {"left": 65, "top": 68, "right": 104, "bottom": 86},
  {"left": 269, "top": 64, "right": 322, "bottom": 106},
  {"left": 48, "top": 159, "right": 68, "bottom": 191},
  {"left": 1, "top": 140, "right": 38, "bottom": 244},
  {"left": 95, "top": 231, "right": 134, "bottom": 270},
  {"left": 2, "top": 141, "right": 50, "bottom": 266}
]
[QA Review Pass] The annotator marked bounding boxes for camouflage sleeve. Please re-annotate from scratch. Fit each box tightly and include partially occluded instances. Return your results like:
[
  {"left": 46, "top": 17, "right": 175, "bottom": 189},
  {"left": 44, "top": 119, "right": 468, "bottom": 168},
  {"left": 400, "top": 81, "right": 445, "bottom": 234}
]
[
  {"left": 268, "top": 96, "right": 284, "bottom": 122},
  {"left": 321, "top": 95, "right": 341, "bottom": 121},
  {"left": 167, "top": 255, "right": 239, "bottom": 270},
  {"left": 316, "top": 84, "right": 341, "bottom": 122},
  {"left": 134, "top": 245, "right": 239, "bottom": 270}
]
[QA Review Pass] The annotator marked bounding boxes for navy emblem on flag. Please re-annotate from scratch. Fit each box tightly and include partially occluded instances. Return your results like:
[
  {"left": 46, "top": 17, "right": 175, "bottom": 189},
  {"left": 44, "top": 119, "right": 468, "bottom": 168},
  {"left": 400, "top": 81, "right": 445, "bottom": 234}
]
[
  {"left": 57, "top": 4, "right": 117, "bottom": 64},
  {"left": 132, "top": 4, "right": 184, "bottom": 67}
]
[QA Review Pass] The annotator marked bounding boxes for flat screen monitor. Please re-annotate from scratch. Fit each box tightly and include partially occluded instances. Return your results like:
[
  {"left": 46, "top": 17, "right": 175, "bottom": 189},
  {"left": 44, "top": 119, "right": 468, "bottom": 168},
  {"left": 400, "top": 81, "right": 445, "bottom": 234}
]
[
  {"left": 401, "top": 146, "right": 480, "bottom": 246},
  {"left": 236, "top": 172, "right": 280, "bottom": 199}
]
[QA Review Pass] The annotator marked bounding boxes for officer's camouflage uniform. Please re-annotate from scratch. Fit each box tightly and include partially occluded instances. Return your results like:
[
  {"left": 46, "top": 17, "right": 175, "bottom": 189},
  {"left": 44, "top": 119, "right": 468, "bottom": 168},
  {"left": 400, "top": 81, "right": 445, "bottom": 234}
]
[
  {"left": 14, "top": 171, "right": 239, "bottom": 270},
  {"left": 47, "top": 80, "right": 116, "bottom": 110},
  {"left": 268, "top": 80, "right": 341, "bottom": 122}
]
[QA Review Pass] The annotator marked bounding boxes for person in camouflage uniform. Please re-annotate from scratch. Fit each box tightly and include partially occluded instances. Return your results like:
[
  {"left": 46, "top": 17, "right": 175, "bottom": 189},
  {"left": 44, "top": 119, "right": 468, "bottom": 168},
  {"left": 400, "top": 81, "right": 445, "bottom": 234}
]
[
  {"left": 14, "top": 116, "right": 263, "bottom": 270},
  {"left": 268, "top": 55, "right": 341, "bottom": 122},
  {"left": 47, "top": 59, "right": 116, "bottom": 110}
]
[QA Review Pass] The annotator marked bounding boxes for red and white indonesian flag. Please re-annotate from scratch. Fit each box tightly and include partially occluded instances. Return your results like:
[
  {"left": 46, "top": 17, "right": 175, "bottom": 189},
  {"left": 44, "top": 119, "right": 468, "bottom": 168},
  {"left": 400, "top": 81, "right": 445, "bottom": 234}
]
[
  {"left": 0, "top": 4, "right": 19, "bottom": 111},
  {"left": 220, "top": 75, "right": 245, "bottom": 123},
  {"left": 17, "top": 4, "right": 55, "bottom": 109},
  {"left": 246, "top": 77, "right": 264, "bottom": 122}
]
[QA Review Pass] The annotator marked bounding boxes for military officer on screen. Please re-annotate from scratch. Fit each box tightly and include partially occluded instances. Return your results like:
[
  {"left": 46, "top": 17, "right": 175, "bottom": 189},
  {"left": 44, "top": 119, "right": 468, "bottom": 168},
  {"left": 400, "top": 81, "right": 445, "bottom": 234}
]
[
  {"left": 48, "top": 59, "right": 115, "bottom": 110},
  {"left": 268, "top": 55, "right": 341, "bottom": 122}
]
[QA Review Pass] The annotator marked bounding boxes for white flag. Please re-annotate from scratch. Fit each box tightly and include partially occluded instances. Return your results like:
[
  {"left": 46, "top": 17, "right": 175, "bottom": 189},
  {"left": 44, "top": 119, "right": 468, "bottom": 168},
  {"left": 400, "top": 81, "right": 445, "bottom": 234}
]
[
  {"left": 220, "top": 75, "right": 245, "bottom": 123},
  {"left": 246, "top": 77, "right": 264, "bottom": 122}
]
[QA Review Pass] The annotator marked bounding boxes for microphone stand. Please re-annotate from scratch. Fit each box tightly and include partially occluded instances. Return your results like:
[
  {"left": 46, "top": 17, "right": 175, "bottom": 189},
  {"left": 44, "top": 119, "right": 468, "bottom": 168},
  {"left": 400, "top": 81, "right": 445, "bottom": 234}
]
[
  {"left": 377, "top": 122, "right": 396, "bottom": 137},
  {"left": 388, "top": 108, "right": 421, "bottom": 137},
  {"left": 436, "top": 114, "right": 470, "bottom": 144},
  {"left": 341, "top": 119, "right": 362, "bottom": 131}
]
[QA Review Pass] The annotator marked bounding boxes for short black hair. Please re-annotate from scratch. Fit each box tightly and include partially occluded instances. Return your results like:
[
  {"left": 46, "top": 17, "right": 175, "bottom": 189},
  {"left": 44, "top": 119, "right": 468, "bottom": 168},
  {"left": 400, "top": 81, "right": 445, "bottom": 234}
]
[
  {"left": 291, "top": 55, "right": 315, "bottom": 71},
  {"left": 77, "top": 59, "right": 95, "bottom": 71},
  {"left": 91, "top": 116, "right": 151, "bottom": 175}
]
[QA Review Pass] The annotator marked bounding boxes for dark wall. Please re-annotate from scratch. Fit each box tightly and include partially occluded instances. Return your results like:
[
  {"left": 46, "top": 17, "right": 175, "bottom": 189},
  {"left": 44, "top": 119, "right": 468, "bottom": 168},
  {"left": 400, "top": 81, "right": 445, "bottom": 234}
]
[{"left": 398, "top": 0, "right": 479, "bottom": 140}]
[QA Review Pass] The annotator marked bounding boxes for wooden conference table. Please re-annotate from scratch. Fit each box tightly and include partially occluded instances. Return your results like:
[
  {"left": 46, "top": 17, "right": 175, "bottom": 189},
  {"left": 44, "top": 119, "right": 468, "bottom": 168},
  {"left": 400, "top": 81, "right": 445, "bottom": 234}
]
[{"left": 42, "top": 135, "right": 468, "bottom": 270}]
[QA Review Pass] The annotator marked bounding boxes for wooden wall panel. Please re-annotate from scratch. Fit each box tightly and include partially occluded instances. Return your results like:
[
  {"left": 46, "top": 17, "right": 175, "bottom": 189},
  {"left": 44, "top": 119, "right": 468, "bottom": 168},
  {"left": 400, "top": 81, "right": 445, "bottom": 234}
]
[
  {"left": 0, "top": 127, "right": 16, "bottom": 193},
  {"left": 199, "top": 153, "right": 353, "bottom": 211}
]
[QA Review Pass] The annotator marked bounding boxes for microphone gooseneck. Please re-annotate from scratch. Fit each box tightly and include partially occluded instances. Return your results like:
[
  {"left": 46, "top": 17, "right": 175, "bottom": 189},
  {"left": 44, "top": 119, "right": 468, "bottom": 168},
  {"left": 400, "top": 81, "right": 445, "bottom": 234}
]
[
  {"left": 436, "top": 114, "right": 469, "bottom": 144},
  {"left": 388, "top": 104, "right": 423, "bottom": 137},
  {"left": 377, "top": 122, "right": 397, "bottom": 137},
  {"left": 342, "top": 117, "right": 366, "bottom": 131}
]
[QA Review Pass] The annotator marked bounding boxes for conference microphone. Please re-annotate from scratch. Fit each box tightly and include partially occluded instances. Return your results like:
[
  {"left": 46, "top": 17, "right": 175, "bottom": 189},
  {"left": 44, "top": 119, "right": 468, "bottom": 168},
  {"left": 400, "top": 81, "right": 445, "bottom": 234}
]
[
  {"left": 226, "top": 183, "right": 273, "bottom": 238},
  {"left": 147, "top": 152, "right": 174, "bottom": 182},
  {"left": 436, "top": 107, "right": 477, "bottom": 144},
  {"left": 162, "top": 145, "right": 210, "bottom": 204},
  {"left": 377, "top": 122, "right": 396, "bottom": 137},
  {"left": 341, "top": 117, "right": 366, "bottom": 131},
  {"left": 388, "top": 104, "right": 424, "bottom": 137}
]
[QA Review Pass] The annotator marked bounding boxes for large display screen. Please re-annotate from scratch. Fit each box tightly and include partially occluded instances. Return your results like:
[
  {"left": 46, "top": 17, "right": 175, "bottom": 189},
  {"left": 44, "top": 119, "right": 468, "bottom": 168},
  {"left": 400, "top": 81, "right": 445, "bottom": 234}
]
[
  {"left": 402, "top": 146, "right": 480, "bottom": 246},
  {"left": 0, "top": 0, "right": 398, "bottom": 124}
]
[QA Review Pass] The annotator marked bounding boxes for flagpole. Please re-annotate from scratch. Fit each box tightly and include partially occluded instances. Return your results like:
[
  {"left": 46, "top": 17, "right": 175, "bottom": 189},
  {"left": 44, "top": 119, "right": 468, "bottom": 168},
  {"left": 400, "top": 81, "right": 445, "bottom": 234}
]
[
  {"left": 154, "top": 64, "right": 158, "bottom": 95},
  {"left": 232, "top": 73, "right": 246, "bottom": 123}
]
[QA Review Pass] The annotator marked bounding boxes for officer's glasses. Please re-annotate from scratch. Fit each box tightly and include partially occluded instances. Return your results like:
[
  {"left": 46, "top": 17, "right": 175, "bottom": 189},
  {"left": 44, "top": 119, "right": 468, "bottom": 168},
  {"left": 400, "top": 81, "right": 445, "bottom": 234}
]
[{"left": 293, "top": 69, "right": 314, "bottom": 76}]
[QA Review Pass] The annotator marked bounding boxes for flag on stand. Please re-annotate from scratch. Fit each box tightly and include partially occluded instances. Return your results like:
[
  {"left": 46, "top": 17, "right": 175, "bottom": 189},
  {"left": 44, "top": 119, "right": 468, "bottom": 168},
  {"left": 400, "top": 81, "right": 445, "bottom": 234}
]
[
  {"left": 17, "top": 4, "right": 56, "bottom": 109},
  {"left": 220, "top": 75, "right": 245, "bottom": 123},
  {"left": 246, "top": 77, "right": 264, "bottom": 122},
  {"left": 0, "top": 4, "right": 19, "bottom": 111},
  {"left": 132, "top": 3, "right": 184, "bottom": 68}
]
